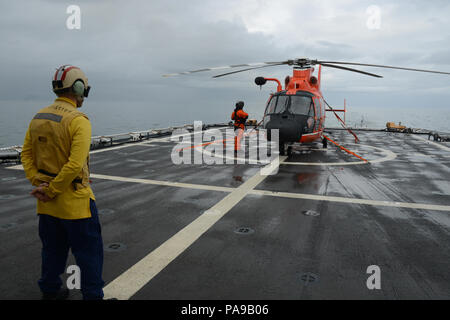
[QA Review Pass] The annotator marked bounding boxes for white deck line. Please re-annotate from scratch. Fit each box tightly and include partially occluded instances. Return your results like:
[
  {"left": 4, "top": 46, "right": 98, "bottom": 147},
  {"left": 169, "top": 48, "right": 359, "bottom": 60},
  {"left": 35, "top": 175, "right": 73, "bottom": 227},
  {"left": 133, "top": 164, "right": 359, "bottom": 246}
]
[
  {"left": 199, "top": 142, "right": 397, "bottom": 166},
  {"left": 102, "top": 156, "right": 287, "bottom": 300},
  {"left": 4, "top": 164, "right": 22, "bottom": 170},
  {"left": 7, "top": 166, "right": 450, "bottom": 212},
  {"left": 90, "top": 173, "right": 233, "bottom": 193},
  {"left": 411, "top": 134, "right": 450, "bottom": 152},
  {"left": 250, "top": 190, "right": 450, "bottom": 212}
]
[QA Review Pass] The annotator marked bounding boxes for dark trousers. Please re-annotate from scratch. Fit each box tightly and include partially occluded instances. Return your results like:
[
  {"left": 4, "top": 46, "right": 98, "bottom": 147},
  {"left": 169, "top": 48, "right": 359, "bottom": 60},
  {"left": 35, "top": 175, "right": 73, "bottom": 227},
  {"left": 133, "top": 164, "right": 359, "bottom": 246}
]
[{"left": 38, "top": 199, "right": 104, "bottom": 300}]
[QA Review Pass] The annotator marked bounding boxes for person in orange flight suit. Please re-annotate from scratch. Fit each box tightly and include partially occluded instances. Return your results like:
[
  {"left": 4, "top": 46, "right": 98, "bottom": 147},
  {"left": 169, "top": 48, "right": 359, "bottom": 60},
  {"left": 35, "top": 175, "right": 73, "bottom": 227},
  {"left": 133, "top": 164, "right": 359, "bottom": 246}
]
[{"left": 231, "top": 101, "right": 248, "bottom": 151}]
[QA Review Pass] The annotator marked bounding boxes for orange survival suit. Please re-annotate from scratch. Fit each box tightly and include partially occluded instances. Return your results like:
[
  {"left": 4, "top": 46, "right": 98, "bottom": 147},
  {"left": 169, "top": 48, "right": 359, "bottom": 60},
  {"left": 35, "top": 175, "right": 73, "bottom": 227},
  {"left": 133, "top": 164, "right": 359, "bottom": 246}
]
[{"left": 231, "top": 101, "right": 248, "bottom": 151}]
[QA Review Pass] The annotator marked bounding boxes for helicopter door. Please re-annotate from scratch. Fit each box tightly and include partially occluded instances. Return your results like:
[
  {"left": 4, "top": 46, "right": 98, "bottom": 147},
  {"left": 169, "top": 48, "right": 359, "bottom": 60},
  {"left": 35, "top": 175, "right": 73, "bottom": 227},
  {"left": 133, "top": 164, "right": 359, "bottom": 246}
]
[
  {"left": 312, "top": 97, "right": 320, "bottom": 131},
  {"left": 264, "top": 95, "right": 277, "bottom": 115},
  {"left": 312, "top": 97, "right": 324, "bottom": 130}
]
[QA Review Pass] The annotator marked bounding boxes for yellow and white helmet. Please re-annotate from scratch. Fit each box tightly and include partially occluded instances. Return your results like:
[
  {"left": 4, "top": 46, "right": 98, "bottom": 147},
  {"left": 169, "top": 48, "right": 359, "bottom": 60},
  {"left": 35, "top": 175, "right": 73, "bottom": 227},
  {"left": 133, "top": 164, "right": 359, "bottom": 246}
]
[{"left": 52, "top": 65, "right": 90, "bottom": 98}]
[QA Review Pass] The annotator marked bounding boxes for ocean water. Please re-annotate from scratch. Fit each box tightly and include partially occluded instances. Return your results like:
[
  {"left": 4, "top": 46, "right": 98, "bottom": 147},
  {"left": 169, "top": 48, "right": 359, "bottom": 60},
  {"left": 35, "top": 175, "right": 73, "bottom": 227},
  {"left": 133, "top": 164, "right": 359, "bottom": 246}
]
[
  {"left": 1, "top": 100, "right": 449, "bottom": 148},
  {"left": 324, "top": 105, "right": 450, "bottom": 133},
  {"left": 0, "top": 100, "right": 219, "bottom": 148}
]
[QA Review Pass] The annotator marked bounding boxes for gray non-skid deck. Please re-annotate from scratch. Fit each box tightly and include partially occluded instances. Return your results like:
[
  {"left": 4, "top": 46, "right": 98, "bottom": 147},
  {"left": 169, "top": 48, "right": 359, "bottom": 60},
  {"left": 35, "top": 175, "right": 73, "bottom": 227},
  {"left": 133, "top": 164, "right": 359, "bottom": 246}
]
[{"left": 0, "top": 128, "right": 449, "bottom": 299}]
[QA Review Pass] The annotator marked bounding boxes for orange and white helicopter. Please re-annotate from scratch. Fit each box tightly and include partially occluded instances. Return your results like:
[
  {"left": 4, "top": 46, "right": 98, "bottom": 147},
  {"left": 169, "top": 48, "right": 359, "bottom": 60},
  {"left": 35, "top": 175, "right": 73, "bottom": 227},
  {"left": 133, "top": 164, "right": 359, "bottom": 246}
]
[{"left": 164, "top": 58, "right": 450, "bottom": 156}]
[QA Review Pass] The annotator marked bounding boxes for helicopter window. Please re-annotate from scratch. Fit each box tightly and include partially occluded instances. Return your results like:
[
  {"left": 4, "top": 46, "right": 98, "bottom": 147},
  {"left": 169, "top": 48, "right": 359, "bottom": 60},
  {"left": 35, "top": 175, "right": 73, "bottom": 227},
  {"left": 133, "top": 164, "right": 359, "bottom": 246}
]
[
  {"left": 265, "top": 96, "right": 277, "bottom": 114},
  {"left": 273, "top": 95, "right": 289, "bottom": 113},
  {"left": 289, "top": 96, "right": 314, "bottom": 116},
  {"left": 316, "top": 98, "right": 323, "bottom": 119}
]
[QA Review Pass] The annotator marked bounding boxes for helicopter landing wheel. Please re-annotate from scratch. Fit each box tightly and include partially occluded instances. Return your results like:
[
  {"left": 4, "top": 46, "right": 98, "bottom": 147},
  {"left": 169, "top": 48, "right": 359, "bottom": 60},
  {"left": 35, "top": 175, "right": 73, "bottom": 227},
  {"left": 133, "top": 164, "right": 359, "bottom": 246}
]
[
  {"left": 279, "top": 142, "right": 285, "bottom": 156},
  {"left": 287, "top": 145, "right": 293, "bottom": 156},
  {"left": 322, "top": 137, "right": 328, "bottom": 149}
]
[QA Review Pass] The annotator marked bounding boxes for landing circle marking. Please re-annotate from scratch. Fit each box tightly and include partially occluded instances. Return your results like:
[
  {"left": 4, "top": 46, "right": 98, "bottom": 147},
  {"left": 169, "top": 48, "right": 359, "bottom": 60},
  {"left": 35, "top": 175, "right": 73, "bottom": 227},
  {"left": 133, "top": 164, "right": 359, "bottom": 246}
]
[{"left": 197, "top": 142, "right": 396, "bottom": 166}]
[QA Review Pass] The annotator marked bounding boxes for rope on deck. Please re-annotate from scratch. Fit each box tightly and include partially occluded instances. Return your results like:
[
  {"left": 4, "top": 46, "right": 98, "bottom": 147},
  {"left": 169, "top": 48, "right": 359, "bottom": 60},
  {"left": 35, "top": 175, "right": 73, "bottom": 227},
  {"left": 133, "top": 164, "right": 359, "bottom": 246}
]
[{"left": 322, "top": 134, "right": 369, "bottom": 163}]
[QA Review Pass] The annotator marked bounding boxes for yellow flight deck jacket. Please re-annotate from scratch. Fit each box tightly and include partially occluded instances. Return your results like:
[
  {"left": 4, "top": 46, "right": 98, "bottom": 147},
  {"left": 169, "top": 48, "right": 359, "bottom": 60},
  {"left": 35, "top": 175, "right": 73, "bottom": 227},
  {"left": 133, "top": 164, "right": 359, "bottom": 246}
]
[{"left": 21, "top": 97, "right": 95, "bottom": 220}]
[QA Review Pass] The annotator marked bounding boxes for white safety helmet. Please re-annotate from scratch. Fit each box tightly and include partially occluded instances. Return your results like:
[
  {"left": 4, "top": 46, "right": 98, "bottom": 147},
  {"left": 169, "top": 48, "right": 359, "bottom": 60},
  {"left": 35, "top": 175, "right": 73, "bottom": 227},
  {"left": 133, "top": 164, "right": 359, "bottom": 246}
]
[{"left": 52, "top": 65, "right": 90, "bottom": 98}]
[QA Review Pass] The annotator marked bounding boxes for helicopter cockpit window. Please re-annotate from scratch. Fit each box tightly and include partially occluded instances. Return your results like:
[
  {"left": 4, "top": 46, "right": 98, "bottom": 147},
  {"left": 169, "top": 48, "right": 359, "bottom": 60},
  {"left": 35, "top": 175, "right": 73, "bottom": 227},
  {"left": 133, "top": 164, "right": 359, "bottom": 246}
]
[
  {"left": 266, "top": 94, "right": 314, "bottom": 116},
  {"left": 289, "top": 96, "right": 314, "bottom": 116},
  {"left": 273, "top": 95, "right": 289, "bottom": 113},
  {"left": 265, "top": 96, "right": 277, "bottom": 114}
]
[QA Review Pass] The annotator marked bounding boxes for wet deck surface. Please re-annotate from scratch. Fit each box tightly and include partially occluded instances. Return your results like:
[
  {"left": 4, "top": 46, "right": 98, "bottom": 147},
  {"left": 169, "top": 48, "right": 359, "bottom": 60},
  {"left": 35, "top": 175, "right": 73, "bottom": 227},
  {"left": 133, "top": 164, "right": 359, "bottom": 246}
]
[{"left": 0, "top": 128, "right": 449, "bottom": 300}]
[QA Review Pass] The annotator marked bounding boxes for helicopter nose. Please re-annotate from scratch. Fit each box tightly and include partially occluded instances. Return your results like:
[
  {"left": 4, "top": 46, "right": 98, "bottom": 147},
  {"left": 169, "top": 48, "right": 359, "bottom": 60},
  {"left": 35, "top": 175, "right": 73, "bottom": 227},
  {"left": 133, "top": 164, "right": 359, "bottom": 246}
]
[{"left": 264, "top": 114, "right": 308, "bottom": 142}]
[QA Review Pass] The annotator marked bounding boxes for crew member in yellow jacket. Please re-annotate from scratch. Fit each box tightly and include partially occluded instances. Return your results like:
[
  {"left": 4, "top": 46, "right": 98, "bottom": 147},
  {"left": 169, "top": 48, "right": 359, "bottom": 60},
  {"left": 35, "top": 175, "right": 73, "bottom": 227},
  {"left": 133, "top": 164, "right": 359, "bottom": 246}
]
[{"left": 21, "top": 65, "right": 104, "bottom": 300}]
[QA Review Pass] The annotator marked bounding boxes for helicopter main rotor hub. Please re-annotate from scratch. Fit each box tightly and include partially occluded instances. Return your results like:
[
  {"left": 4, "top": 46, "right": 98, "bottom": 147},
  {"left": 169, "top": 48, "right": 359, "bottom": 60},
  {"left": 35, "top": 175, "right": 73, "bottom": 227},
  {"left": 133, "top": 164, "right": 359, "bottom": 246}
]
[{"left": 288, "top": 58, "right": 319, "bottom": 69}]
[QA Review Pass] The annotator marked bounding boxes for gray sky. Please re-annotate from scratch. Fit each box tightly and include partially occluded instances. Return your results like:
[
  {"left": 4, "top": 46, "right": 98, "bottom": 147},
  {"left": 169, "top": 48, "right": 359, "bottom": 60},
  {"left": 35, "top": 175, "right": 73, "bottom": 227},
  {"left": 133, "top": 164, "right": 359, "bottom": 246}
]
[{"left": 1, "top": 0, "right": 450, "bottom": 140}]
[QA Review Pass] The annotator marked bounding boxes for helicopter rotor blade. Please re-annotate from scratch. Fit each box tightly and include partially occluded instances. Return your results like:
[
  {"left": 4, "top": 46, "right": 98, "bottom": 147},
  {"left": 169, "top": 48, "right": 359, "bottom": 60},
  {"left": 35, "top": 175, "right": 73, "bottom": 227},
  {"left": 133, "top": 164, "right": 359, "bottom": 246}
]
[
  {"left": 320, "top": 63, "right": 383, "bottom": 78},
  {"left": 162, "top": 61, "right": 286, "bottom": 77},
  {"left": 316, "top": 61, "right": 450, "bottom": 75},
  {"left": 212, "top": 62, "right": 288, "bottom": 78}
]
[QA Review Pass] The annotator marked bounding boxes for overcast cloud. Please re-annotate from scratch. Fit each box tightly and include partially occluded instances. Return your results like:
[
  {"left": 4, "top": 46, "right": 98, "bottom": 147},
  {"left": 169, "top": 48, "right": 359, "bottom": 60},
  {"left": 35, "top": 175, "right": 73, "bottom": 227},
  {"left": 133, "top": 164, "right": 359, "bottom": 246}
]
[{"left": 1, "top": 0, "right": 450, "bottom": 144}]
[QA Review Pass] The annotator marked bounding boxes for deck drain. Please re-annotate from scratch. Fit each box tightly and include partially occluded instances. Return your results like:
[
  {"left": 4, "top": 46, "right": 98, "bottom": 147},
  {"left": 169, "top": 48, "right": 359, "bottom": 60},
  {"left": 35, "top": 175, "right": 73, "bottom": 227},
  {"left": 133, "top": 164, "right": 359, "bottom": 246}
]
[
  {"left": 98, "top": 208, "right": 115, "bottom": 216},
  {"left": 234, "top": 227, "right": 254, "bottom": 235},
  {"left": 0, "top": 194, "right": 17, "bottom": 200},
  {"left": 1, "top": 223, "right": 17, "bottom": 231},
  {"left": 300, "top": 272, "right": 319, "bottom": 285},
  {"left": 302, "top": 210, "right": 320, "bottom": 217},
  {"left": 1, "top": 177, "right": 17, "bottom": 182},
  {"left": 105, "top": 243, "right": 126, "bottom": 252}
]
